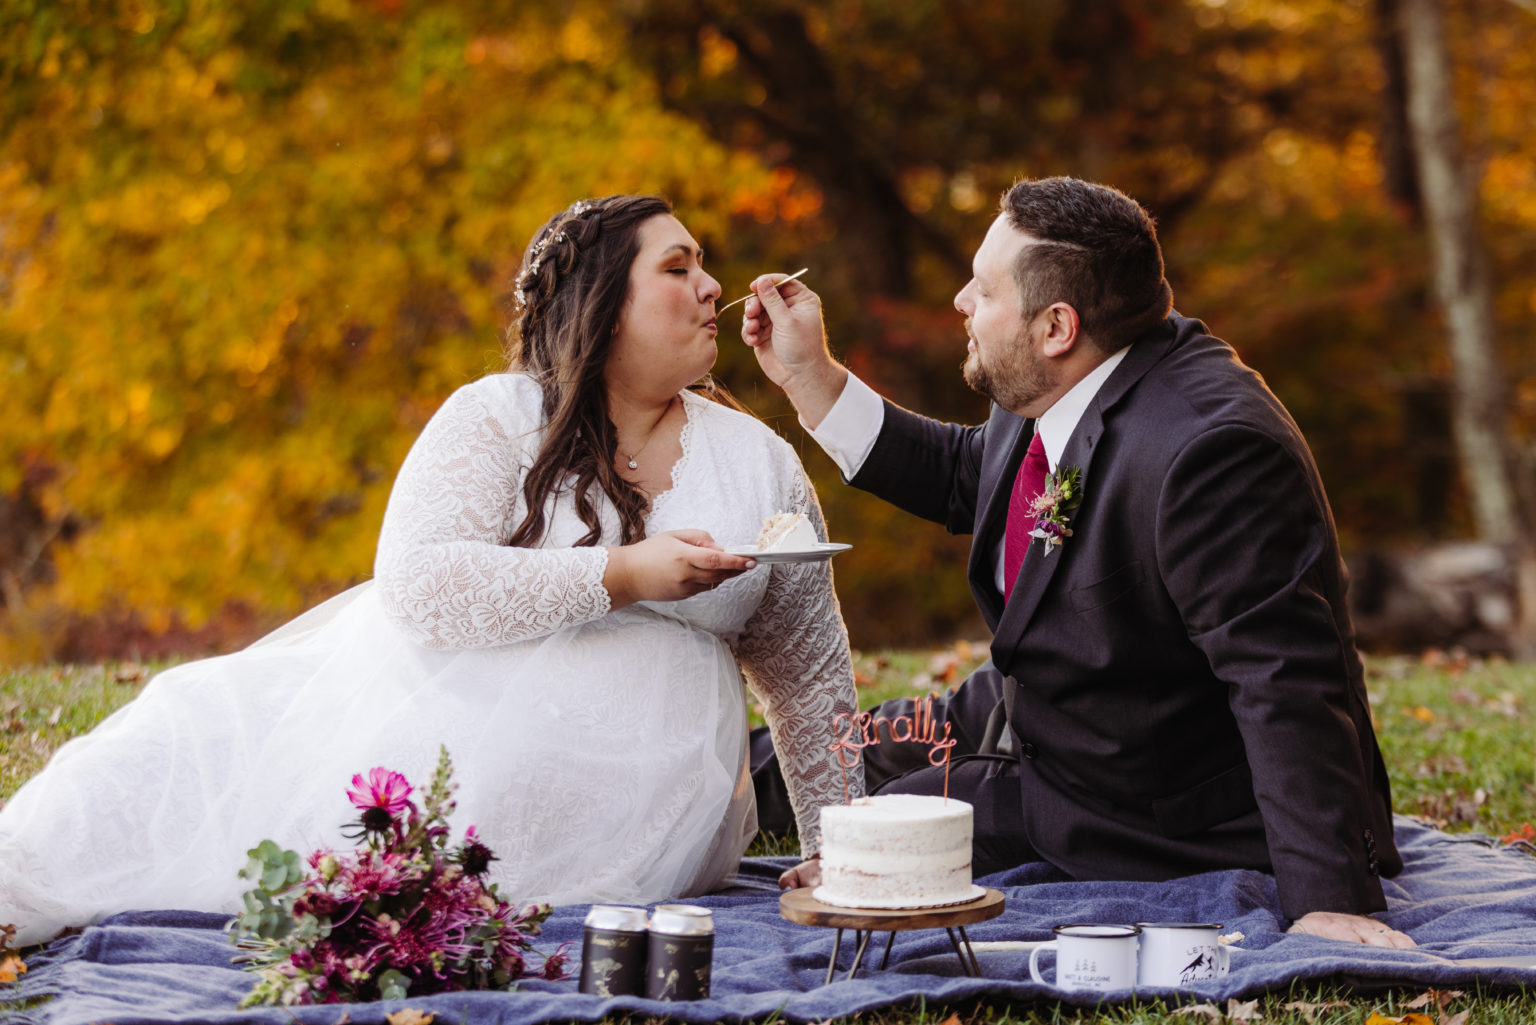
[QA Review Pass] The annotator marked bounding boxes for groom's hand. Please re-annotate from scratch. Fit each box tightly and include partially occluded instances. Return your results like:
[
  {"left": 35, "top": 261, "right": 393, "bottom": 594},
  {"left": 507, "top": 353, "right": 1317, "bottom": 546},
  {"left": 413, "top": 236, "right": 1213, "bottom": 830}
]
[
  {"left": 777, "top": 856, "right": 822, "bottom": 891},
  {"left": 1287, "top": 911, "right": 1415, "bottom": 947},
  {"left": 741, "top": 273, "right": 846, "bottom": 429}
]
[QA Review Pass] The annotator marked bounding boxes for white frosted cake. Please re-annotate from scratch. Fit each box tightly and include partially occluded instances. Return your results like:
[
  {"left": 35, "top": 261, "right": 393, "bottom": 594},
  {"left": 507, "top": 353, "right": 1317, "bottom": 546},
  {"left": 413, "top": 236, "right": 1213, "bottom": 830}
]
[
  {"left": 813, "top": 794, "right": 979, "bottom": 909},
  {"left": 756, "top": 512, "right": 818, "bottom": 552}
]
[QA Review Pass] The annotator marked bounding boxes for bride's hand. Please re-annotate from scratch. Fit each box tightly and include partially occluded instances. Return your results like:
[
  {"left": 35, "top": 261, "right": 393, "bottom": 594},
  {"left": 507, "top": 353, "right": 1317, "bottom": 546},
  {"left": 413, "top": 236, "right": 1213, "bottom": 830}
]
[
  {"left": 778, "top": 856, "right": 822, "bottom": 890},
  {"left": 604, "top": 530, "right": 757, "bottom": 608}
]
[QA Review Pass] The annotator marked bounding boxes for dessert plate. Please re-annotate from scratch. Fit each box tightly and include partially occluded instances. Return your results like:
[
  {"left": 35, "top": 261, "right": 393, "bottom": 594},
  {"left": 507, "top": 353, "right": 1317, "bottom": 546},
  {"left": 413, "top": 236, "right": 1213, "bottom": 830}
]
[{"left": 726, "top": 542, "right": 852, "bottom": 564}]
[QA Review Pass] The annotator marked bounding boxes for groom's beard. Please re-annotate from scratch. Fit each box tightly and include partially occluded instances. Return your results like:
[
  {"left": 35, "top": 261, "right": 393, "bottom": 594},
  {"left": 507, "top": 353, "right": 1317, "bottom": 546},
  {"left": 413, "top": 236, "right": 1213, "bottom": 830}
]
[{"left": 961, "top": 322, "right": 1055, "bottom": 416}]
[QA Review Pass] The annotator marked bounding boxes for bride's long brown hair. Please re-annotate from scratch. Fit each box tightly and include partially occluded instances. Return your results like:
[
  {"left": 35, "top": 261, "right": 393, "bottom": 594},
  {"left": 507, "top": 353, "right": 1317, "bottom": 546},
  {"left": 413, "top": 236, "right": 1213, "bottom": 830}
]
[{"left": 504, "top": 195, "right": 738, "bottom": 549}]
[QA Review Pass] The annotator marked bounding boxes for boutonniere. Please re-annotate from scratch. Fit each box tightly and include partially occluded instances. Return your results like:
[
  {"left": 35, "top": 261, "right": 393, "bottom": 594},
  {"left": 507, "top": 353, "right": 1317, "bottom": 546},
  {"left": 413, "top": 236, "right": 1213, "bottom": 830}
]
[{"left": 1028, "top": 465, "right": 1083, "bottom": 555}]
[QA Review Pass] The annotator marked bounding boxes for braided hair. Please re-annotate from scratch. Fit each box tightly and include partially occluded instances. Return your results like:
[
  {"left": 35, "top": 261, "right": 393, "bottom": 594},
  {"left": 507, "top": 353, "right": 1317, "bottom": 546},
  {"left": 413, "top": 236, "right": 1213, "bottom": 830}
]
[{"left": 503, "top": 195, "right": 716, "bottom": 549}]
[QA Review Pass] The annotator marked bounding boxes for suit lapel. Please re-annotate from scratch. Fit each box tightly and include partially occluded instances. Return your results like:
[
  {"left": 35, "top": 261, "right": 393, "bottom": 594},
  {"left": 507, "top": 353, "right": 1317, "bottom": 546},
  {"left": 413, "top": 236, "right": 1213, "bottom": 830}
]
[
  {"left": 992, "top": 405, "right": 1101, "bottom": 648},
  {"left": 971, "top": 408, "right": 1032, "bottom": 626}
]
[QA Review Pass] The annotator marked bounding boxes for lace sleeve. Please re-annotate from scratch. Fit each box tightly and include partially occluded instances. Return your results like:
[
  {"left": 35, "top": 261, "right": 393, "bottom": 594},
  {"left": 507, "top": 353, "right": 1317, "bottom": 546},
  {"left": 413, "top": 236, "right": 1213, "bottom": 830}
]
[
  {"left": 373, "top": 381, "right": 612, "bottom": 649},
  {"left": 734, "top": 458, "right": 864, "bottom": 856}
]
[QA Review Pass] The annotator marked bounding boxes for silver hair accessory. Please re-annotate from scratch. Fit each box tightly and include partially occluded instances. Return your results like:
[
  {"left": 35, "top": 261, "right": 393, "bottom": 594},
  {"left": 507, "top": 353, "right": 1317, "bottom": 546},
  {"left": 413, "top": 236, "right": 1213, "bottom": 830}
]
[{"left": 514, "top": 229, "right": 572, "bottom": 310}]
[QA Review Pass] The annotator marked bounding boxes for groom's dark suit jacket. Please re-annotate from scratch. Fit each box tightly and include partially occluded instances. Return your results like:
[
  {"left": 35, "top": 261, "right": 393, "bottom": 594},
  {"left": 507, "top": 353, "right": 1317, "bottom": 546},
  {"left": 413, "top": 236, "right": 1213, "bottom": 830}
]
[{"left": 849, "top": 314, "right": 1402, "bottom": 919}]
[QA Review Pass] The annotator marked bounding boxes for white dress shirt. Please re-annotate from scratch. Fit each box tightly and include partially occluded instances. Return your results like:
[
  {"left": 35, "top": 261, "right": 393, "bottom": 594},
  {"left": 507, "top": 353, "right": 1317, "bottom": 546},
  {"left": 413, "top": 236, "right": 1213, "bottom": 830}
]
[{"left": 805, "top": 346, "right": 1130, "bottom": 594}]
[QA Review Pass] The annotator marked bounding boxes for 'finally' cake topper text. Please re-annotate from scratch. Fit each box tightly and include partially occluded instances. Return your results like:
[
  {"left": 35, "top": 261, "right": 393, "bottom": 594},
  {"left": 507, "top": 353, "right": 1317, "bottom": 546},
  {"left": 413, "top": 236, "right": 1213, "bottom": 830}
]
[{"left": 828, "top": 695, "right": 957, "bottom": 802}]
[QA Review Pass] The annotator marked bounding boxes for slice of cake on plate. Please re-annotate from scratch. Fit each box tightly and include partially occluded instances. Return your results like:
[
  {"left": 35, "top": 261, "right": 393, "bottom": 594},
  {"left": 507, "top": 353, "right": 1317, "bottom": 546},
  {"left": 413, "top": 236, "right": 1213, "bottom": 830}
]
[{"left": 755, "top": 512, "right": 819, "bottom": 552}]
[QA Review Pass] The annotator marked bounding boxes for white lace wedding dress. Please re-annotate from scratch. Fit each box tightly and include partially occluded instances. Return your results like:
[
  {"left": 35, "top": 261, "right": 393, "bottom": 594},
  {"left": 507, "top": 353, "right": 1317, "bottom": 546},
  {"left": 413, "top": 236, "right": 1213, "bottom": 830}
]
[{"left": 0, "top": 374, "right": 862, "bottom": 946}]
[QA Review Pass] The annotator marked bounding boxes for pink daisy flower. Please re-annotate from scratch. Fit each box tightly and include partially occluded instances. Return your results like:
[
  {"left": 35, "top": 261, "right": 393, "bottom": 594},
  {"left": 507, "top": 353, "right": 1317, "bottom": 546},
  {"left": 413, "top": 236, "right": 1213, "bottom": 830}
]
[{"left": 346, "top": 767, "right": 413, "bottom": 817}]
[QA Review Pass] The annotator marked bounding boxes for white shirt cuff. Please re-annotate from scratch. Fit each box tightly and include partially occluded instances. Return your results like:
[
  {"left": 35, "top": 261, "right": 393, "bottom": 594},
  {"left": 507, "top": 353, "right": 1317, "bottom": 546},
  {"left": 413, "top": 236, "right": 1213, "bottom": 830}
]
[{"left": 802, "top": 373, "right": 885, "bottom": 480}]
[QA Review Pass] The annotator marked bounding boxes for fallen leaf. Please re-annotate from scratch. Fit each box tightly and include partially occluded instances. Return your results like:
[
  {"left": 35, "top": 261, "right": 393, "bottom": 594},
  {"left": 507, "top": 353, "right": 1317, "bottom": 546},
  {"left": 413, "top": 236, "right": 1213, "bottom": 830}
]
[
  {"left": 385, "top": 1010, "right": 434, "bottom": 1025},
  {"left": 1441, "top": 1011, "right": 1469, "bottom": 1025},
  {"left": 0, "top": 953, "right": 26, "bottom": 983},
  {"left": 1172, "top": 1004, "right": 1223, "bottom": 1021},
  {"left": 114, "top": 663, "right": 147, "bottom": 684},
  {"left": 1415, "top": 788, "right": 1488, "bottom": 827},
  {"left": 1365, "top": 1014, "right": 1434, "bottom": 1025},
  {"left": 1284, "top": 1000, "right": 1350, "bottom": 1022},
  {"left": 1408, "top": 705, "right": 1436, "bottom": 723},
  {"left": 1414, "top": 754, "right": 1469, "bottom": 778},
  {"left": 934, "top": 1014, "right": 963, "bottom": 1025},
  {"left": 1403, "top": 989, "right": 1464, "bottom": 1009},
  {"left": 1226, "top": 997, "right": 1262, "bottom": 1021}
]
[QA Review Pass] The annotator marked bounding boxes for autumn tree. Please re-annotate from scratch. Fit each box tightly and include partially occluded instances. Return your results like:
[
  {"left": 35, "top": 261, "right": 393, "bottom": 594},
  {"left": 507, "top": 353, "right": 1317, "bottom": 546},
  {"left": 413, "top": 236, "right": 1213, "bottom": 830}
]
[{"left": 0, "top": 0, "right": 779, "bottom": 662}]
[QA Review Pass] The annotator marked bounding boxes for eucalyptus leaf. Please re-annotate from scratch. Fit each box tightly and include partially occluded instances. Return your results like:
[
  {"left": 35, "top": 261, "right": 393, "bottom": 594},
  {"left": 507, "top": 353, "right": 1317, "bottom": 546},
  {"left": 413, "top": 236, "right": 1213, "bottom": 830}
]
[
  {"left": 377, "top": 968, "right": 409, "bottom": 1001},
  {"left": 260, "top": 861, "right": 289, "bottom": 892}
]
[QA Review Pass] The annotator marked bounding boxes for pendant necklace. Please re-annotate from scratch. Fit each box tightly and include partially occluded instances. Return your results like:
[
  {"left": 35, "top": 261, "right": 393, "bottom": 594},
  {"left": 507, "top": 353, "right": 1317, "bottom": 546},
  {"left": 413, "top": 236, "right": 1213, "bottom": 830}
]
[{"left": 621, "top": 396, "right": 674, "bottom": 471}]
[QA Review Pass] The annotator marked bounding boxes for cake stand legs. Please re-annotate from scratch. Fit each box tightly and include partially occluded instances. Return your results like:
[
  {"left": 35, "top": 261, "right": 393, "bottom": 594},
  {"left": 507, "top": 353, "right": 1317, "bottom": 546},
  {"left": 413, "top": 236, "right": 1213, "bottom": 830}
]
[
  {"left": 945, "top": 926, "right": 983, "bottom": 977},
  {"left": 879, "top": 930, "right": 896, "bottom": 970},
  {"left": 824, "top": 929, "right": 880, "bottom": 983},
  {"left": 825, "top": 929, "right": 844, "bottom": 986},
  {"left": 958, "top": 926, "right": 982, "bottom": 975},
  {"left": 846, "top": 930, "right": 874, "bottom": 978}
]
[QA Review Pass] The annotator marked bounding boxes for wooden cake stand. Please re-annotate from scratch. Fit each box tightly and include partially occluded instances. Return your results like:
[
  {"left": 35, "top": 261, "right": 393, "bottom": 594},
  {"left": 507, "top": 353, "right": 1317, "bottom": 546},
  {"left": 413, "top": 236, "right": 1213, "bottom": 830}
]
[{"left": 779, "top": 888, "right": 1005, "bottom": 984}]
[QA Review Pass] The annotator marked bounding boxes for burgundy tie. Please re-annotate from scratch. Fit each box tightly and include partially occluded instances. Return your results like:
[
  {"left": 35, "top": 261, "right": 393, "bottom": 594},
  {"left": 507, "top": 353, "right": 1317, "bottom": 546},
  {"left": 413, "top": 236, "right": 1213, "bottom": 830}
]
[{"left": 1002, "top": 431, "right": 1050, "bottom": 601}]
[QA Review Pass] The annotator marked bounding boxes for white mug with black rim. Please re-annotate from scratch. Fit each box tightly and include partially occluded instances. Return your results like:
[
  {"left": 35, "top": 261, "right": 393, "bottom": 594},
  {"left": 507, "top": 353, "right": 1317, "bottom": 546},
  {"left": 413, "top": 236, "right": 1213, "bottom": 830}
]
[
  {"left": 1134, "top": 922, "right": 1231, "bottom": 988},
  {"left": 1028, "top": 924, "right": 1140, "bottom": 991}
]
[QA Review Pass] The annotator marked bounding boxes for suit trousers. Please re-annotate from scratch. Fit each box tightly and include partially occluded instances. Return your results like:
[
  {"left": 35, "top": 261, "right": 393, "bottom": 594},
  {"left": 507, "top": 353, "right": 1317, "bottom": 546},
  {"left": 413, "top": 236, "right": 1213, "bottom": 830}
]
[{"left": 749, "top": 660, "right": 1043, "bottom": 876}]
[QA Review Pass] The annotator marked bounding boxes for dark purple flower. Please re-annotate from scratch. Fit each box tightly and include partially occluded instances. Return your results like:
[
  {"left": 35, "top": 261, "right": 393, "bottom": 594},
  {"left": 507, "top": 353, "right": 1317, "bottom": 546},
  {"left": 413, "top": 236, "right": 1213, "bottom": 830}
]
[
  {"left": 540, "top": 943, "right": 573, "bottom": 980},
  {"left": 291, "top": 895, "right": 326, "bottom": 919},
  {"left": 455, "top": 826, "right": 498, "bottom": 877}
]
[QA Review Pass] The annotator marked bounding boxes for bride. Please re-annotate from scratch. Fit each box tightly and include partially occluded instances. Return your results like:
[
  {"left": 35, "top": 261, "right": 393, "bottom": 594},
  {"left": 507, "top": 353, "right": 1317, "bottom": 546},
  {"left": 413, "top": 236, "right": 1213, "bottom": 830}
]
[{"left": 0, "top": 194, "right": 863, "bottom": 947}]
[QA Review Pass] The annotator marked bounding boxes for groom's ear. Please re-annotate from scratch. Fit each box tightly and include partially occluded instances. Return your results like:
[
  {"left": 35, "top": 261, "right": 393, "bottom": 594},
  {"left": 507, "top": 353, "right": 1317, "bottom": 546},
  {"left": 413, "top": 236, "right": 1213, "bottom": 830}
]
[{"left": 1038, "top": 302, "right": 1080, "bottom": 358}]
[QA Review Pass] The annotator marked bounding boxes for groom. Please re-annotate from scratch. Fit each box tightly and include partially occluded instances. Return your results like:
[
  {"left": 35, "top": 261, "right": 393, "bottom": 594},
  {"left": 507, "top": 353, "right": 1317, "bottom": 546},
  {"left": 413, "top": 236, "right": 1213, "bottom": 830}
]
[{"left": 743, "top": 176, "right": 1411, "bottom": 947}]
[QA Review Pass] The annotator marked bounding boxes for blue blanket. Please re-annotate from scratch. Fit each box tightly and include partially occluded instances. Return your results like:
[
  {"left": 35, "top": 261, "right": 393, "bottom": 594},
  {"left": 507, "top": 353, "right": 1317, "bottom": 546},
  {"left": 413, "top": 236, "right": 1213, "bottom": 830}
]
[{"left": 8, "top": 816, "right": 1536, "bottom": 1024}]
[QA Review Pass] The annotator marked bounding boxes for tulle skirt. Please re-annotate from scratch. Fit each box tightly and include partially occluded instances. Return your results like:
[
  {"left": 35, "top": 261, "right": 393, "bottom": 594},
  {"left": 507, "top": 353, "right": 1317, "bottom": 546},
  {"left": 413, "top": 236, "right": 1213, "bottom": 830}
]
[{"left": 0, "top": 583, "right": 755, "bottom": 946}]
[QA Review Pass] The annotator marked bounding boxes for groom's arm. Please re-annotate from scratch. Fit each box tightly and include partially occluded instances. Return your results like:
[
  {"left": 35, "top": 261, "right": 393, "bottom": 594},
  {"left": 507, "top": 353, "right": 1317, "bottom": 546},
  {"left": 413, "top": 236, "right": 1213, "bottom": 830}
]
[
  {"left": 741, "top": 273, "right": 987, "bottom": 533},
  {"left": 1156, "top": 422, "right": 1399, "bottom": 921},
  {"left": 849, "top": 399, "right": 987, "bottom": 534}
]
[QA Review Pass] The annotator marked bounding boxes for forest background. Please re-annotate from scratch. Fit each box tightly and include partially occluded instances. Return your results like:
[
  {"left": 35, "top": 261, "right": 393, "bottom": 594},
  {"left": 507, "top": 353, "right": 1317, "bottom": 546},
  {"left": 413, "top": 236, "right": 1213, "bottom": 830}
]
[{"left": 1, "top": 0, "right": 1533, "bottom": 666}]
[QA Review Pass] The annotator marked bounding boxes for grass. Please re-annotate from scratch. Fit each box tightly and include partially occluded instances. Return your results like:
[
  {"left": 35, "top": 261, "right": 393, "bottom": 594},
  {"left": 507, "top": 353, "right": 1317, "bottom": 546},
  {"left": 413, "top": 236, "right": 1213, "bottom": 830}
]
[{"left": 4, "top": 646, "right": 1536, "bottom": 1023}]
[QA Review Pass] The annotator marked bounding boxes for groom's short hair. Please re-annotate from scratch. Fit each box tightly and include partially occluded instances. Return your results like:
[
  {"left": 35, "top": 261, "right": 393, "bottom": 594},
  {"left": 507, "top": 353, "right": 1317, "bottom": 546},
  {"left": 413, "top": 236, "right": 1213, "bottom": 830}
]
[{"left": 1001, "top": 177, "right": 1174, "bottom": 353}]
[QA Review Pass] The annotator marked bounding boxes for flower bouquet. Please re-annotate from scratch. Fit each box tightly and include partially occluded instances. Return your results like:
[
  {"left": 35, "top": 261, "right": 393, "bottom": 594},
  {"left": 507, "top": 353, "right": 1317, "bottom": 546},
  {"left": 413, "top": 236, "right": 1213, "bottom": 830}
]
[{"left": 230, "top": 746, "right": 567, "bottom": 1007}]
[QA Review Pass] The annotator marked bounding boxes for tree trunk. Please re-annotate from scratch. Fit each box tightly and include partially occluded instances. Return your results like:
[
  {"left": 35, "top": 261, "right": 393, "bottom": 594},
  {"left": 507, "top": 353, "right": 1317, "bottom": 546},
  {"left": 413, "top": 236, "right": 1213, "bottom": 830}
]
[
  {"left": 1396, "top": 0, "right": 1536, "bottom": 656},
  {"left": 1372, "top": 0, "right": 1422, "bottom": 221}
]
